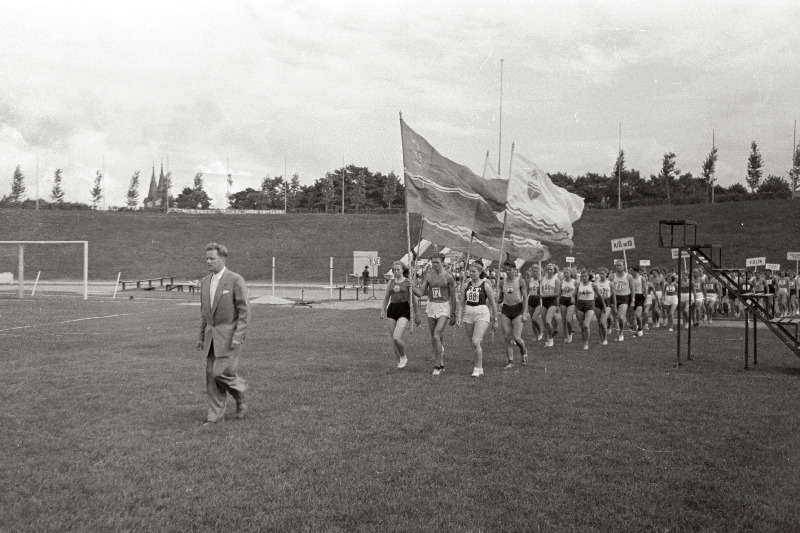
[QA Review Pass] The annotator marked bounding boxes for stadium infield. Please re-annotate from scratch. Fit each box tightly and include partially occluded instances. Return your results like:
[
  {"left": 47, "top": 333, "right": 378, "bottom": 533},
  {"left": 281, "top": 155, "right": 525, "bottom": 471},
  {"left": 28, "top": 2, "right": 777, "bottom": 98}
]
[{"left": 2, "top": 298, "right": 800, "bottom": 531}]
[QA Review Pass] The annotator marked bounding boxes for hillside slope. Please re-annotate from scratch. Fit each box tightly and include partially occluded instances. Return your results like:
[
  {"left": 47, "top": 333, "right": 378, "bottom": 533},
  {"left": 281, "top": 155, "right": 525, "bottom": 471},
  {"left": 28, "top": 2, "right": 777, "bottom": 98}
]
[{"left": 0, "top": 199, "right": 797, "bottom": 281}]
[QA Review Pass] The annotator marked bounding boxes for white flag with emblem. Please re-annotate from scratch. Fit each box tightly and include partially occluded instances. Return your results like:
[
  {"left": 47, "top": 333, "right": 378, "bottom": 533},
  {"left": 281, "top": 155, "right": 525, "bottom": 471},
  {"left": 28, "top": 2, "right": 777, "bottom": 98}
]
[{"left": 504, "top": 152, "right": 585, "bottom": 247}]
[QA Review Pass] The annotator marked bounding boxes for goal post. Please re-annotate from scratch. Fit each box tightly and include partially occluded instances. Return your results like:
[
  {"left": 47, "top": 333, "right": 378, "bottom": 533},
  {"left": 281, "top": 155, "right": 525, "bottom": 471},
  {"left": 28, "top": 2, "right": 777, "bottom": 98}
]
[{"left": 0, "top": 241, "right": 89, "bottom": 300}]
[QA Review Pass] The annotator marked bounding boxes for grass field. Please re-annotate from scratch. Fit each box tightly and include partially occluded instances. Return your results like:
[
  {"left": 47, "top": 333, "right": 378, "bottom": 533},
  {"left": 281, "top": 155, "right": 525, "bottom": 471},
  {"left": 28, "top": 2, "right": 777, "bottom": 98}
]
[
  {"left": 3, "top": 297, "right": 800, "bottom": 531},
  {"left": 0, "top": 198, "right": 798, "bottom": 284}
]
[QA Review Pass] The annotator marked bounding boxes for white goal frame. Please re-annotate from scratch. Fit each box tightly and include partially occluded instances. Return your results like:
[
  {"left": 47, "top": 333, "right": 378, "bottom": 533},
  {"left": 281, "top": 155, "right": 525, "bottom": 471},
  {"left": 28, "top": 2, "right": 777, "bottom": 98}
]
[{"left": 0, "top": 241, "right": 89, "bottom": 300}]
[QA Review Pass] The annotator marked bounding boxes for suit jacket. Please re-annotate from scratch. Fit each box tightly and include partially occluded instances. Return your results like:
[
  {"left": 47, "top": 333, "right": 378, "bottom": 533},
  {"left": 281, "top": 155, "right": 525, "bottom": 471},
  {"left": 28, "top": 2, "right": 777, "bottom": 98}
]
[{"left": 199, "top": 269, "right": 249, "bottom": 357}]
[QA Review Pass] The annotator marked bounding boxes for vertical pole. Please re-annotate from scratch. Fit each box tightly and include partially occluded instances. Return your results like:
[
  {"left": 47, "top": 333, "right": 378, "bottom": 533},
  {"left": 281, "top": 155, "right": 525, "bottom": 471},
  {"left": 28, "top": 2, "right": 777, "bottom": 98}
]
[
  {"left": 83, "top": 241, "right": 89, "bottom": 300},
  {"left": 329, "top": 257, "right": 333, "bottom": 299},
  {"left": 688, "top": 254, "right": 693, "bottom": 360},
  {"left": 498, "top": 58, "right": 504, "bottom": 176},
  {"left": 36, "top": 153, "right": 39, "bottom": 211},
  {"left": 18, "top": 244, "right": 24, "bottom": 299},
  {"left": 623, "top": 250, "right": 628, "bottom": 273},
  {"left": 753, "top": 300, "right": 758, "bottom": 365},
  {"left": 113, "top": 271, "right": 121, "bottom": 299},
  {"left": 617, "top": 121, "right": 622, "bottom": 210},
  {"left": 272, "top": 257, "right": 276, "bottom": 297},
  {"left": 284, "top": 158, "right": 288, "bottom": 213},
  {"left": 31, "top": 271, "right": 40, "bottom": 296},
  {"left": 744, "top": 307, "right": 749, "bottom": 370},
  {"left": 341, "top": 163, "right": 345, "bottom": 215},
  {"left": 677, "top": 247, "right": 682, "bottom": 365}
]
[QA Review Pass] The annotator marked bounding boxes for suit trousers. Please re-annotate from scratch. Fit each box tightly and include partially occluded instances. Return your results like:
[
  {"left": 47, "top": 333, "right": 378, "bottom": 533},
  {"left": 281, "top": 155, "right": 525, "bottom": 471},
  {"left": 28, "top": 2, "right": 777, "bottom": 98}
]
[{"left": 205, "top": 341, "right": 247, "bottom": 422}]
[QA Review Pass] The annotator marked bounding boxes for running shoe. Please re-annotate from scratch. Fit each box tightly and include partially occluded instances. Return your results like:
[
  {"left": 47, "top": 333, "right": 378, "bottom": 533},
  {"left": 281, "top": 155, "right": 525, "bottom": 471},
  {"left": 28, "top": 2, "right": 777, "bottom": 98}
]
[
  {"left": 432, "top": 366, "right": 444, "bottom": 376},
  {"left": 618, "top": 334, "right": 624, "bottom": 342},
  {"left": 537, "top": 333, "right": 544, "bottom": 341},
  {"left": 522, "top": 351, "right": 528, "bottom": 364},
  {"left": 545, "top": 339, "right": 554, "bottom": 348},
  {"left": 601, "top": 339, "right": 608, "bottom": 345},
  {"left": 471, "top": 367, "right": 484, "bottom": 378},
  {"left": 668, "top": 328, "right": 673, "bottom": 332},
  {"left": 583, "top": 343, "right": 589, "bottom": 350},
  {"left": 397, "top": 356, "right": 408, "bottom": 369},
  {"left": 504, "top": 361, "right": 515, "bottom": 369},
  {"left": 637, "top": 330, "right": 643, "bottom": 337}
]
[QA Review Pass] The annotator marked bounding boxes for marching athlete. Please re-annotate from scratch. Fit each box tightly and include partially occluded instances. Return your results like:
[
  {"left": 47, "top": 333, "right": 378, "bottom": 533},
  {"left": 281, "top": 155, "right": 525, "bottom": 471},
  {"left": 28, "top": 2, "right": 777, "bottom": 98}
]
[
  {"left": 413, "top": 253, "right": 457, "bottom": 375},
  {"left": 594, "top": 268, "right": 613, "bottom": 345},
  {"left": 498, "top": 260, "right": 529, "bottom": 367},
  {"left": 611, "top": 262, "right": 633, "bottom": 341},
  {"left": 575, "top": 270, "right": 605, "bottom": 350},
  {"left": 380, "top": 261, "right": 420, "bottom": 369},
  {"left": 526, "top": 265, "right": 544, "bottom": 341},
  {"left": 459, "top": 262, "right": 498, "bottom": 377},
  {"left": 540, "top": 263, "right": 561, "bottom": 348},
  {"left": 559, "top": 268, "right": 577, "bottom": 343}
]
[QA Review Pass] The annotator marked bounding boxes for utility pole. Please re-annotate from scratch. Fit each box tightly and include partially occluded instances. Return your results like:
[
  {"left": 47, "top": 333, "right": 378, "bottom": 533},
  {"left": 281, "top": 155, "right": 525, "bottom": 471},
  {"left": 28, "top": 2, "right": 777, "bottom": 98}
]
[
  {"left": 617, "top": 121, "right": 622, "bottom": 210},
  {"left": 284, "top": 157, "right": 288, "bottom": 213},
  {"left": 342, "top": 160, "right": 346, "bottom": 215},
  {"left": 711, "top": 130, "right": 716, "bottom": 204},
  {"left": 102, "top": 155, "right": 106, "bottom": 211},
  {"left": 35, "top": 153, "right": 39, "bottom": 210}
]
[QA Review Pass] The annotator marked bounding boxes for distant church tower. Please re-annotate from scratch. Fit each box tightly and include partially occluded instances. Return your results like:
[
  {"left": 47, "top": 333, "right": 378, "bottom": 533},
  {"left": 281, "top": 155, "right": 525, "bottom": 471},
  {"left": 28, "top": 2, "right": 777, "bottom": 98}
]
[{"left": 143, "top": 162, "right": 165, "bottom": 208}]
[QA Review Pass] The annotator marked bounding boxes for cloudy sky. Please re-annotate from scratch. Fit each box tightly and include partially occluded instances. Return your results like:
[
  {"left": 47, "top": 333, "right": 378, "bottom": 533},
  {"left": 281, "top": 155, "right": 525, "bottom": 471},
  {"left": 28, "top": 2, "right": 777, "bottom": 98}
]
[{"left": 1, "top": 0, "right": 798, "bottom": 207}]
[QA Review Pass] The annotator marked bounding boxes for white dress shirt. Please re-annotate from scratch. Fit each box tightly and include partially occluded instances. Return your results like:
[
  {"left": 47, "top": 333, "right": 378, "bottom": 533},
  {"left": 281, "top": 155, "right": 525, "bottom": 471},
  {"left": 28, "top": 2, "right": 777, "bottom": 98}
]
[{"left": 210, "top": 267, "right": 226, "bottom": 301}]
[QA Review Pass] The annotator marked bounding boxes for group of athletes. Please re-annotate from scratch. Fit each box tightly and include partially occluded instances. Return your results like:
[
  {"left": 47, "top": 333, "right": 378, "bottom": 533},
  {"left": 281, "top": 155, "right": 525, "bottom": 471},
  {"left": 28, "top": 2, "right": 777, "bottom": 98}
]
[{"left": 380, "top": 253, "right": 800, "bottom": 377}]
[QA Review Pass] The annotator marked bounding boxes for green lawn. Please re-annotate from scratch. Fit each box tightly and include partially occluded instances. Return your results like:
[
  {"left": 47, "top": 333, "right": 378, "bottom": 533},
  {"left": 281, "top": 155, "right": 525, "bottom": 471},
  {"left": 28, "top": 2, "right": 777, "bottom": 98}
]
[
  {"left": 0, "top": 198, "right": 798, "bottom": 284},
  {"left": 2, "top": 298, "right": 800, "bottom": 531}
]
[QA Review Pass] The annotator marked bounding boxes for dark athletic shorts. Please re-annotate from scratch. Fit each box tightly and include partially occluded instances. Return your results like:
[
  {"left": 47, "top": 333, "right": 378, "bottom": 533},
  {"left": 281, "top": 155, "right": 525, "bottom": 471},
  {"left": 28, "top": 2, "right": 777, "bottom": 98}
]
[
  {"left": 634, "top": 294, "right": 645, "bottom": 308},
  {"left": 527, "top": 295, "right": 541, "bottom": 309},
  {"left": 616, "top": 294, "right": 631, "bottom": 307},
  {"left": 576, "top": 299, "right": 595, "bottom": 314},
  {"left": 501, "top": 301, "right": 524, "bottom": 320},
  {"left": 541, "top": 296, "right": 558, "bottom": 309},
  {"left": 559, "top": 296, "right": 574, "bottom": 308},
  {"left": 387, "top": 302, "right": 410, "bottom": 321}
]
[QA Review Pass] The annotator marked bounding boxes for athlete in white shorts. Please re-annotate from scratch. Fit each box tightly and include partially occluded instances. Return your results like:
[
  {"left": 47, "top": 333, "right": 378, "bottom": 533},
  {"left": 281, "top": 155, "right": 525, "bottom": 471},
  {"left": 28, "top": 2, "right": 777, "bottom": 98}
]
[
  {"left": 413, "top": 254, "right": 457, "bottom": 375},
  {"left": 459, "top": 262, "right": 498, "bottom": 377}
]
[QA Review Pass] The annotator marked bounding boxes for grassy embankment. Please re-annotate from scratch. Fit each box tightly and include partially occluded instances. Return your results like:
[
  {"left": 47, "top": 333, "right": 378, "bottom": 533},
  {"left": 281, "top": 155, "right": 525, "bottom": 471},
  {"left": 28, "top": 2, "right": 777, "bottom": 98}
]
[{"left": 0, "top": 198, "right": 797, "bottom": 282}]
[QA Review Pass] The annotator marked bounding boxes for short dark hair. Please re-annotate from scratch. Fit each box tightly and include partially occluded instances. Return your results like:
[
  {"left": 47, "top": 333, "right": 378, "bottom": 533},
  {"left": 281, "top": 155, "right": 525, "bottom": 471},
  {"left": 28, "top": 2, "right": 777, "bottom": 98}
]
[
  {"left": 503, "top": 260, "right": 516, "bottom": 268},
  {"left": 206, "top": 243, "right": 228, "bottom": 258}
]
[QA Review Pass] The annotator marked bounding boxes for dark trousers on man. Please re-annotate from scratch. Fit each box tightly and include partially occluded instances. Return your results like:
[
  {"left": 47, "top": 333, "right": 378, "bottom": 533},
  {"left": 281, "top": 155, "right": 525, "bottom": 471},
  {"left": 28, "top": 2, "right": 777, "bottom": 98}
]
[{"left": 205, "top": 341, "right": 247, "bottom": 422}]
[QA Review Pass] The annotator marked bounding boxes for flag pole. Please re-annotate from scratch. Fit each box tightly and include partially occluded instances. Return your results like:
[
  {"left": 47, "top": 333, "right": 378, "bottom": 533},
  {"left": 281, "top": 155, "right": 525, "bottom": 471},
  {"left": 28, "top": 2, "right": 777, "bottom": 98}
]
[
  {"left": 498, "top": 58, "right": 504, "bottom": 175},
  {"left": 400, "top": 111, "right": 416, "bottom": 331},
  {"left": 497, "top": 142, "right": 515, "bottom": 272}
]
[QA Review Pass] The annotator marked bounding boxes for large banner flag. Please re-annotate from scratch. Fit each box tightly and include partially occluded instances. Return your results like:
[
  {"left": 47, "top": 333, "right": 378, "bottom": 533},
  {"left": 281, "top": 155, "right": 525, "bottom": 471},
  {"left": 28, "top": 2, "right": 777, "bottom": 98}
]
[
  {"left": 421, "top": 218, "right": 550, "bottom": 262},
  {"left": 505, "top": 152, "right": 585, "bottom": 247},
  {"left": 401, "top": 118, "right": 506, "bottom": 237}
]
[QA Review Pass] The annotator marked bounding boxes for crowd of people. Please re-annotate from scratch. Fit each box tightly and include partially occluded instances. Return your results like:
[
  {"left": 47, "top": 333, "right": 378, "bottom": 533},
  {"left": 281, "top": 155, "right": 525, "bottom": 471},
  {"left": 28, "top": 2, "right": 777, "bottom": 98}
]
[{"left": 381, "top": 254, "right": 800, "bottom": 377}]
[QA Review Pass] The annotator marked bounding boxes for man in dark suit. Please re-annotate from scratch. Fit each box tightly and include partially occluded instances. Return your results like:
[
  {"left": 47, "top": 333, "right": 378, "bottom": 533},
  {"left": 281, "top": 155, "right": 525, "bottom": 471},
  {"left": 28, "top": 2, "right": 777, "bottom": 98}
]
[{"left": 197, "top": 243, "right": 250, "bottom": 425}]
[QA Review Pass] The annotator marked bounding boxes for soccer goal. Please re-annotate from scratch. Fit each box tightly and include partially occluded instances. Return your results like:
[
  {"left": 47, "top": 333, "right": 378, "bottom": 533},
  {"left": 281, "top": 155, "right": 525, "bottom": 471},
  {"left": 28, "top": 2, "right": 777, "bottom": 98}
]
[{"left": 0, "top": 241, "right": 89, "bottom": 300}]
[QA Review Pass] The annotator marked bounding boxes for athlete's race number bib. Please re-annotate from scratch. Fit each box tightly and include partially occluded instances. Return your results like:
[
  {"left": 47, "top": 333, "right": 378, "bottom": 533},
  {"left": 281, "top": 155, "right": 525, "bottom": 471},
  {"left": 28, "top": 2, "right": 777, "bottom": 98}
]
[
  {"left": 465, "top": 287, "right": 480, "bottom": 303},
  {"left": 431, "top": 287, "right": 442, "bottom": 299}
]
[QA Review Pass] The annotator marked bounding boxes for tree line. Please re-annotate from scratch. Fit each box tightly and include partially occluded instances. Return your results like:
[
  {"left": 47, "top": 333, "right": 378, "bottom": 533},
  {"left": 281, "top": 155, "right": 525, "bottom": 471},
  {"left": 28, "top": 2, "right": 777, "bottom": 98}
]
[{"left": 2, "top": 142, "right": 799, "bottom": 211}]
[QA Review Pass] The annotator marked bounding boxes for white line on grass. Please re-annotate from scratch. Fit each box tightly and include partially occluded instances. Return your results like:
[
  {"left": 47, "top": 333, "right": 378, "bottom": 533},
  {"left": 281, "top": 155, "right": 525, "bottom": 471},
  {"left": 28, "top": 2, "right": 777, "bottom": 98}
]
[{"left": 0, "top": 313, "right": 130, "bottom": 332}]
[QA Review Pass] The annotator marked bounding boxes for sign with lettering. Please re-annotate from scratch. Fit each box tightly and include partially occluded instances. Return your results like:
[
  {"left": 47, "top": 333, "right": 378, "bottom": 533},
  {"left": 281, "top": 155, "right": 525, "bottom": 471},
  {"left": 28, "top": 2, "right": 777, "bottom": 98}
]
[
  {"left": 611, "top": 237, "right": 635, "bottom": 252},
  {"left": 766, "top": 263, "right": 780, "bottom": 271},
  {"left": 787, "top": 252, "right": 800, "bottom": 261},
  {"left": 565, "top": 256, "right": 575, "bottom": 264},
  {"left": 639, "top": 260, "right": 650, "bottom": 267},
  {"left": 745, "top": 257, "right": 766, "bottom": 268},
  {"left": 671, "top": 248, "right": 690, "bottom": 260}
]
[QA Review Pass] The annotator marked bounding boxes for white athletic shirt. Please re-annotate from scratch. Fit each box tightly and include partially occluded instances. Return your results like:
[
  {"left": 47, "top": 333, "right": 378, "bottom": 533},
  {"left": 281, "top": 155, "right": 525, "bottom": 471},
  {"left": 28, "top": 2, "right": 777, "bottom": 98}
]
[{"left": 613, "top": 272, "right": 631, "bottom": 295}]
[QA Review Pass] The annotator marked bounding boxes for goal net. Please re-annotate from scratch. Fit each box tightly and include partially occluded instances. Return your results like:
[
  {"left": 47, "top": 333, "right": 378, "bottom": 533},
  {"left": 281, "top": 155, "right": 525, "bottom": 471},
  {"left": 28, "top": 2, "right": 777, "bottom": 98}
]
[{"left": 0, "top": 241, "right": 89, "bottom": 300}]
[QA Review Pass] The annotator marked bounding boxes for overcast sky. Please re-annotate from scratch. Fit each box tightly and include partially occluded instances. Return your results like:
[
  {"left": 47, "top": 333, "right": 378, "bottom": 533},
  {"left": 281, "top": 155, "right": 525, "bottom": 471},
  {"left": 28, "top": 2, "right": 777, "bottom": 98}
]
[{"left": 1, "top": 0, "right": 798, "bottom": 207}]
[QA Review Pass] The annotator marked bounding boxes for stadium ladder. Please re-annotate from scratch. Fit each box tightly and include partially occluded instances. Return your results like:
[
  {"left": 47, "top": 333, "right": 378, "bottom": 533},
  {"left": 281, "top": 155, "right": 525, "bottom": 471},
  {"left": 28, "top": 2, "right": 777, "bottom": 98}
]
[{"left": 659, "top": 220, "right": 800, "bottom": 359}]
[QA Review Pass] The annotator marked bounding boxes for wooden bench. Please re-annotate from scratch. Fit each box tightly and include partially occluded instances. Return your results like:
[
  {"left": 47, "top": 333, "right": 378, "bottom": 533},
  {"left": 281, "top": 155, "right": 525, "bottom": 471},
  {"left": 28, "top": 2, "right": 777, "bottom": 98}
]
[
  {"left": 120, "top": 277, "right": 175, "bottom": 291},
  {"left": 166, "top": 282, "right": 198, "bottom": 294}
]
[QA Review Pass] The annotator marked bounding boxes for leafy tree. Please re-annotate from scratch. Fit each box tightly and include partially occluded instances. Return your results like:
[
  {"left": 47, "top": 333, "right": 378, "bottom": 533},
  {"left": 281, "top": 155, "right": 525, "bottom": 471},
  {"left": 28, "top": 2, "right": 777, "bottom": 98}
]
[
  {"left": 51, "top": 168, "right": 65, "bottom": 205},
  {"left": 286, "top": 173, "right": 302, "bottom": 210},
  {"left": 701, "top": 146, "right": 718, "bottom": 202},
  {"left": 174, "top": 186, "right": 212, "bottom": 209},
  {"left": 658, "top": 152, "right": 680, "bottom": 201},
  {"left": 193, "top": 171, "right": 204, "bottom": 192},
  {"left": 759, "top": 174, "right": 790, "bottom": 195},
  {"left": 160, "top": 171, "right": 173, "bottom": 210},
  {"left": 613, "top": 150, "right": 625, "bottom": 208},
  {"left": 746, "top": 141, "right": 763, "bottom": 192},
  {"left": 322, "top": 172, "right": 336, "bottom": 212},
  {"left": 789, "top": 143, "right": 800, "bottom": 192},
  {"left": 352, "top": 170, "right": 366, "bottom": 211},
  {"left": 226, "top": 173, "right": 233, "bottom": 204},
  {"left": 90, "top": 170, "right": 103, "bottom": 209},
  {"left": 228, "top": 187, "right": 270, "bottom": 209},
  {"left": 9, "top": 165, "right": 25, "bottom": 202},
  {"left": 727, "top": 182, "right": 748, "bottom": 195},
  {"left": 382, "top": 171, "right": 398, "bottom": 207},
  {"left": 126, "top": 171, "right": 140, "bottom": 208}
]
